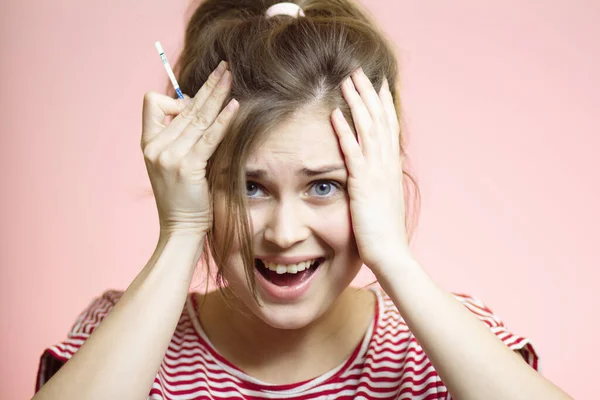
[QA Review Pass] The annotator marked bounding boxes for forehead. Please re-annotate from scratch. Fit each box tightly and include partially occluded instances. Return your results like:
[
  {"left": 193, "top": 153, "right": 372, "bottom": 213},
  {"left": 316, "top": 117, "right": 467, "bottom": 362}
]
[{"left": 247, "top": 110, "right": 344, "bottom": 165}]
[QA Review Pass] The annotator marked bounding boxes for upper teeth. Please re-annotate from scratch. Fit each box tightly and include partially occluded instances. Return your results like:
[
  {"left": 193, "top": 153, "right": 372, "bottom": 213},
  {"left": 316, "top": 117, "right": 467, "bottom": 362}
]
[{"left": 263, "top": 259, "right": 320, "bottom": 274}]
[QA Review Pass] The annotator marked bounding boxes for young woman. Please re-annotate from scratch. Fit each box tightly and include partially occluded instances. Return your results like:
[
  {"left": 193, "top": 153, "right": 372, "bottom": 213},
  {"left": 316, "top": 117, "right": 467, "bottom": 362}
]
[{"left": 33, "top": 1, "right": 572, "bottom": 399}]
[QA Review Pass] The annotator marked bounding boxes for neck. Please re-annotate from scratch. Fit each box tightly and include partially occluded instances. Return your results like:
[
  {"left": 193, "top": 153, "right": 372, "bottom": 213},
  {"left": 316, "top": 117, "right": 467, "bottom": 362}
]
[{"left": 197, "top": 286, "right": 376, "bottom": 383}]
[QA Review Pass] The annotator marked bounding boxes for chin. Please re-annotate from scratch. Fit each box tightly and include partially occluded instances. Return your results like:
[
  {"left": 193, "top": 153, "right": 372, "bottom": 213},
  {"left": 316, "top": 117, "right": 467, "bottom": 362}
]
[
  {"left": 224, "top": 255, "right": 362, "bottom": 330},
  {"left": 250, "top": 301, "right": 325, "bottom": 330}
]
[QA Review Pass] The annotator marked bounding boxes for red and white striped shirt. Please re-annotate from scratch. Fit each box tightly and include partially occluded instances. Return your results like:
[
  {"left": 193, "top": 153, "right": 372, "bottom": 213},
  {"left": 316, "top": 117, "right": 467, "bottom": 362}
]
[{"left": 36, "top": 287, "right": 539, "bottom": 399}]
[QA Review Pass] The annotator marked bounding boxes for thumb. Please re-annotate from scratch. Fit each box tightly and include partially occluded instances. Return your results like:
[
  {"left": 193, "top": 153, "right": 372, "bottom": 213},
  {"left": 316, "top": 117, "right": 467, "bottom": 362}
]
[
  {"left": 142, "top": 92, "right": 193, "bottom": 141},
  {"left": 182, "top": 94, "right": 193, "bottom": 106}
]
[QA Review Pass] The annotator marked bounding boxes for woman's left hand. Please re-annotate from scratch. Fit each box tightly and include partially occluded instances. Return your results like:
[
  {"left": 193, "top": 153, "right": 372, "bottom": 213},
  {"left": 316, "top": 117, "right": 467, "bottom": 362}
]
[{"left": 331, "top": 67, "right": 413, "bottom": 274}]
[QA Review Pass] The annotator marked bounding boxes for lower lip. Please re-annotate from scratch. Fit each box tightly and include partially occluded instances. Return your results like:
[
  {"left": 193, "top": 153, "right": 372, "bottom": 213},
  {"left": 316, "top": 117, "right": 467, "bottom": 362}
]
[{"left": 254, "top": 260, "right": 324, "bottom": 303}]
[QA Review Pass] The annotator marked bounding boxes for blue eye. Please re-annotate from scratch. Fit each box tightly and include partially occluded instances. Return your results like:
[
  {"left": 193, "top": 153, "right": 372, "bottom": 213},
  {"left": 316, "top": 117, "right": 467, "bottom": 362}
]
[
  {"left": 246, "top": 182, "right": 263, "bottom": 198},
  {"left": 245, "top": 180, "right": 343, "bottom": 199},
  {"left": 310, "top": 181, "right": 341, "bottom": 197}
]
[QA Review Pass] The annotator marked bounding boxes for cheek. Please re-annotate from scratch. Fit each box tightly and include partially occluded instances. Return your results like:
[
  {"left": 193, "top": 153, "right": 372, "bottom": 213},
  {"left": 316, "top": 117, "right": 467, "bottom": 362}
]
[
  {"left": 316, "top": 205, "right": 362, "bottom": 278},
  {"left": 248, "top": 201, "right": 354, "bottom": 243},
  {"left": 313, "top": 203, "right": 356, "bottom": 251}
]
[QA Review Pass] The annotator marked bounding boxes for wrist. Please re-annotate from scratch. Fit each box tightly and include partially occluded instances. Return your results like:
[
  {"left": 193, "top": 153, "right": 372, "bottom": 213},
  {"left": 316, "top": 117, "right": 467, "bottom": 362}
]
[
  {"left": 160, "top": 228, "right": 207, "bottom": 242},
  {"left": 154, "top": 231, "right": 206, "bottom": 265},
  {"left": 372, "top": 252, "right": 420, "bottom": 284}
]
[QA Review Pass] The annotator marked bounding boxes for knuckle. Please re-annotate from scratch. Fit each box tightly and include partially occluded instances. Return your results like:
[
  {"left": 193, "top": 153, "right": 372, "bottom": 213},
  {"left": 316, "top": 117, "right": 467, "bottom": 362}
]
[
  {"left": 142, "top": 143, "right": 158, "bottom": 160},
  {"left": 208, "top": 91, "right": 224, "bottom": 106},
  {"left": 202, "top": 129, "right": 220, "bottom": 147},
  {"left": 206, "top": 71, "right": 221, "bottom": 90},
  {"left": 157, "top": 151, "right": 176, "bottom": 169},
  {"left": 377, "top": 114, "right": 387, "bottom": 127},
  {"left": 215, "top": 80, "right": 230, "bottom": 95},
  {"left": 191, "top": 112, "right": 210, "bottom": 129},
  {"left": 202, "top": 127, "right": 223, "bottom": 148},
  {"left": 213, "top": 110, "right": 230, "bottom": 128},
  {"left": 143, "top": 91, "right": 159, "bottom": 106},
  {"left": 213, "top": 113, "right": 226, "bottom": 127},
  {"left": 178, "top": 157, "right": 191, "bottom": 173},
  {"left": 180, "top": 103, "right": 199, "bottom": 120},
  {"left": 210, "top": 87, "right": 223, "bottom": 100}
]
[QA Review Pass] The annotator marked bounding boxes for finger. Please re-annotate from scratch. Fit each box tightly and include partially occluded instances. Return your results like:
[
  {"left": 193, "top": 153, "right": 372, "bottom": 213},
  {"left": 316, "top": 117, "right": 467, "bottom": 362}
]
[
  {"left": 141, "top": 92, "right": 191, "bottom": 146},
  {"left": 164, "top": 94, "right": 193, "bottom": 125},
  {"left": 378, "top": 78, "right": 401, "bottom": 156},
  {"left": 169, "top": 70, "right": 233, "bottom": 159},
  {"left": 188, "top": 98, "right": 239, "bottom": 166},
  {"left": 331, "top": 107, "right": 365, "bottom": 178},
  {"left": 149, "top": 61, "right": 229, "bottom": 152},
  {"left": 351, "top": 68, "right": 387, "bottom": 129},
  {"left": 341, "top": 76, "right": 372, "bottom": 151}
]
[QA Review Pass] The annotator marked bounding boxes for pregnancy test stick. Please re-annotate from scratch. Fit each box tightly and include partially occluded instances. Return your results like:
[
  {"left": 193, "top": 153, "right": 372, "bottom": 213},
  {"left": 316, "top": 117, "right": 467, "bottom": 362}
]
[{"left": 154, "top": 41, "right": 184, "bottom": 99}]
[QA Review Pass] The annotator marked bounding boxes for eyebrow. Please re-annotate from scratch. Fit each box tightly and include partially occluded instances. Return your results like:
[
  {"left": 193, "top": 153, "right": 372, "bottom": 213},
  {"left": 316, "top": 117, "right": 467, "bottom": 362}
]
[{"left": 245, "top": 164, "right": 346, "bottom": 179}]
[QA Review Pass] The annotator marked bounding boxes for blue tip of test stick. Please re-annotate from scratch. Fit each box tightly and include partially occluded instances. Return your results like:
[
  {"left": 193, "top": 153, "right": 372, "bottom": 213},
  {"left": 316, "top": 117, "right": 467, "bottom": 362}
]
[{"left": 175, "top": 88, "right": 184, "bottom": 99}]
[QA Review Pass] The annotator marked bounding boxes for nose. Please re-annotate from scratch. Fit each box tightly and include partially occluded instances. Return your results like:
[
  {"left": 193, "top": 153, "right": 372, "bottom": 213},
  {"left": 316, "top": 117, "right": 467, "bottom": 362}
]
[{"left": 263, "top": 199, "right": 310, "bottom": 249}]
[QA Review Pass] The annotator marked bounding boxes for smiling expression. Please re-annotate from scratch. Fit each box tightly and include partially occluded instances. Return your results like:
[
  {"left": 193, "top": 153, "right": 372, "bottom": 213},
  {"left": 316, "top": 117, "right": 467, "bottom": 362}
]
[{"left": 212, "top": 107, "right": 364, "bottom": 329}]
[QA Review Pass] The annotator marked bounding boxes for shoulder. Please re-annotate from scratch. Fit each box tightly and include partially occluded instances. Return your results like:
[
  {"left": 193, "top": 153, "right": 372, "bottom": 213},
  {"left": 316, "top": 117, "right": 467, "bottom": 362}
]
[
  {"left": 68, "top": 290, "right": 124, "bottom": 335},
  {"left": 48, "top": 289, "right": 124, "bottom": 361},
  {"left": 36, "top": 290, "right": 198, "bottom": 393},
  {"left": 35, "top": 290, "right": 124, "bottom": 392},
  {"left": 41, "top": 289, "right": 201, "bottom": 359},
  {"left": 371, "top": 287, "right": 540, "bottom": 369},
  {"left": 362, "top": 287, "right": 540, "bottom": 399},
  {"left": 450, "top": 292, "right": 507, "bottom": 328},
  {"left": 39, "top": 289, "right": 124, "bottom": 362}
]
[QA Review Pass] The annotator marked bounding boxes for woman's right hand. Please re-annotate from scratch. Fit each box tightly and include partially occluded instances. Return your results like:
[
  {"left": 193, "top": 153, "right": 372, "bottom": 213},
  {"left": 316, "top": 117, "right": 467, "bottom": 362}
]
[{"left": 141, "top": 61, "right": 238, "bottom": 238}]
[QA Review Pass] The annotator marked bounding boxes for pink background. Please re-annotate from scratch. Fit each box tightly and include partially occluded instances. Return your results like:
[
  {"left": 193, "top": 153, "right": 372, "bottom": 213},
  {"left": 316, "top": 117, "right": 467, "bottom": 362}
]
[{"left": 1, "top": 0, "right": 598, "bottom": 398}]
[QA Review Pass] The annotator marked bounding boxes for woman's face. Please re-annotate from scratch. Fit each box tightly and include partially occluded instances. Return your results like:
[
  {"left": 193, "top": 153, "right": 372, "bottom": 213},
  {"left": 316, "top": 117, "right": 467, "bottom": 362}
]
[{"left": 213, "top": 109, "right": 364, "bottom": 330}]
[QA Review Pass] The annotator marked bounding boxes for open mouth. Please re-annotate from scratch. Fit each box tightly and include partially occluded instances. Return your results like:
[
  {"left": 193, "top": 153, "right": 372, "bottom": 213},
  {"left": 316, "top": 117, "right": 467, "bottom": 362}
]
[{"left": 254, "top": 257, "right": 325, "bottom": 287}]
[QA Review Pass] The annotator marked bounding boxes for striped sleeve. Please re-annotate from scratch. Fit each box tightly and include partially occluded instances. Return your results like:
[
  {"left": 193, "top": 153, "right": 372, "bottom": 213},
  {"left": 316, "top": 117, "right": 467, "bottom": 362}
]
[
  {"left": 35, "top": 290, "right": 123, "bottom": 393},
  {"left": 437, "top": 293, "right": 542, "bottom": 400},
  {"left": 452, "top": 293, "right": 540, "bottom": 371}
]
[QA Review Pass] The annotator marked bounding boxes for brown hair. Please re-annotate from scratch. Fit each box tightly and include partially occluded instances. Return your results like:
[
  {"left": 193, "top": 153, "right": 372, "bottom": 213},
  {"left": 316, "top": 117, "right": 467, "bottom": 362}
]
[{"left": 164, "top": 0, "right": 421, "bottom": 302}]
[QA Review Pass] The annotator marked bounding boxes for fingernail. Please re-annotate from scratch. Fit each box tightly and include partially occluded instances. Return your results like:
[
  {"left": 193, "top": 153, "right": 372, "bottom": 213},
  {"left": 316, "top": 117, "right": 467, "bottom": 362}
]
[
  {"left": 226, "top": 98, "right": 238, "bottom": 111},
  {"left": 381, "top": 78, "right": 389, "bottom": 92},
  {"left": 215, "top": 60, "right": 227, "bottom": 77},
  {"left": 344, "top": 77, "right": 355, "bottom": 90},
  {"left": 218, "top": 70, "right": 231, "bottom": 86}
]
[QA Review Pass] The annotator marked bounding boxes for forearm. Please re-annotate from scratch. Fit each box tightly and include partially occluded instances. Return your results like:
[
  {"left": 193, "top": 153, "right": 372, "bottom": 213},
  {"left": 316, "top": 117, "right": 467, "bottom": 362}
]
[
  {"left": 32, "top": 233, "right": 205, "bottom": 400},
  {"left": 375, "top": 257, "right": 572, "bottom": 400}
]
